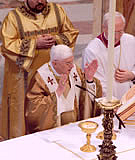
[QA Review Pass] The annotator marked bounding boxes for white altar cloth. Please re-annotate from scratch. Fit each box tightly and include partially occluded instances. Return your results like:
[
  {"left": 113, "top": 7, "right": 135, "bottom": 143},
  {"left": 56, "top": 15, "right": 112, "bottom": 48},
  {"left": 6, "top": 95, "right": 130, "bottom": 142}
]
[{"left": 0, "top": 115, "right": 135, "bottom": 160}]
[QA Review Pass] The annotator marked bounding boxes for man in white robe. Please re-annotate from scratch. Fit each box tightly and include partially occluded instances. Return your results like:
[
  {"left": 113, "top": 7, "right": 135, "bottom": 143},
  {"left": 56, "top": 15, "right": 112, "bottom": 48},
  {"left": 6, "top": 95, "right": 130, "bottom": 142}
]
[{"left": 82, "top": 12, "right": 135, "bottom": 100}]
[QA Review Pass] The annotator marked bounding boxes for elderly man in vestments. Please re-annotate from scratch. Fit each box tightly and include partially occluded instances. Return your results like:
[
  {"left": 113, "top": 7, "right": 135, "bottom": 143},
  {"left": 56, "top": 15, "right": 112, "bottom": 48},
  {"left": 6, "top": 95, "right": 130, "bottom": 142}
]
[
  {"left": 82, "top": 11, "right": 135, "bottom": 100},
  {"left": 116, "top": 0, "right": 135, "bottom": 36},
  {"left": 0, "top": 0, "right": 79, "bottom": 139},
  {"left": 25, "top": 44, "right": 102, "bottom": 134}
]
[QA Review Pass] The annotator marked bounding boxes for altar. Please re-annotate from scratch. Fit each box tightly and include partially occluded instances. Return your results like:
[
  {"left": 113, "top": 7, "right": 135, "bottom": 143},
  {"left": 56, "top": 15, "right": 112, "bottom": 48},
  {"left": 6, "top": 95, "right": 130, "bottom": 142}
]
[{"left": 0, "top": 114, "right": 135, "bottom": 160}]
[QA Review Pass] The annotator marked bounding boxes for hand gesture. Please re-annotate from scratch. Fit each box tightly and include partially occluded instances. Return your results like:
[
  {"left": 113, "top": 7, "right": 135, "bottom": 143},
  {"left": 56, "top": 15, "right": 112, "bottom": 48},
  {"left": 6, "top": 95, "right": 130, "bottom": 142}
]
[
  {"left": 84, "top": 59, "right": 98, "bottom": 81},
  {"left": 115, "top": 69, "right": 135, "bottom": 83},
  {"left": 36, "top": 34, "right": 56, "bottom": 49},
  {"left": 56, "top": 74, "right": 68, "bottom": 97}
]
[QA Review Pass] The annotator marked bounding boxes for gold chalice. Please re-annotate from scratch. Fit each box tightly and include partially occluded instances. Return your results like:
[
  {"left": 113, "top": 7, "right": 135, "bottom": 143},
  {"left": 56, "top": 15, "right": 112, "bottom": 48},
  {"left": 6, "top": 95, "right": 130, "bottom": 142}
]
[{"left": 78, "top": 121, "right": 98, "bottom": 152}]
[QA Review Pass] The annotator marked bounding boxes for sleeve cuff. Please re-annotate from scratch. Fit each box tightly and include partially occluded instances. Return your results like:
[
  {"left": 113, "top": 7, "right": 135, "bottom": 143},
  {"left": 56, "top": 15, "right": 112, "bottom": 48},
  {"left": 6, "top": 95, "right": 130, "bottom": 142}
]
[{"left": 86, "top": 80, "right": 94, "bottom": 83}]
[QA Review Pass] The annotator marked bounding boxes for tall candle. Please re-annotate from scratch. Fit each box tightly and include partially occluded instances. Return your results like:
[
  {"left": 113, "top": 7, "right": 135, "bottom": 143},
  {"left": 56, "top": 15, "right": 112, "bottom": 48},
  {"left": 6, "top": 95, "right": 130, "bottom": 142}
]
[{"left": 106, "top": 0, "right": 116, "bottom": 101}]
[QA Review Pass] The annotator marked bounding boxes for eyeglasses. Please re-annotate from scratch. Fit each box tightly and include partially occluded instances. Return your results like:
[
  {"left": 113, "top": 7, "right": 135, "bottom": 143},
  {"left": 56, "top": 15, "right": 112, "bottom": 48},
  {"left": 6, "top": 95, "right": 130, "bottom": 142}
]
[
  {"left": 55, "top": 60, "right": 73, "bottom": 65},
  {"left": 115, "top": 31, "right": 124, "bottom": 35},
  {"left": 61, "top": 61, "right": 73, "bottom": 66}
]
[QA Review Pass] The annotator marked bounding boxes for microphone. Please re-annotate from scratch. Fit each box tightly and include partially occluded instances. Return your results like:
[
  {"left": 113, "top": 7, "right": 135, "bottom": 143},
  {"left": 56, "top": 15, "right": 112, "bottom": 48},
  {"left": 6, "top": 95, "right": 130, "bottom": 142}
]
[
  {"left": 75, "top": 84, "right": 97, "bottom": 98},
  {"left": 75, "top": 84, "right": 125, "bottom": 129}
]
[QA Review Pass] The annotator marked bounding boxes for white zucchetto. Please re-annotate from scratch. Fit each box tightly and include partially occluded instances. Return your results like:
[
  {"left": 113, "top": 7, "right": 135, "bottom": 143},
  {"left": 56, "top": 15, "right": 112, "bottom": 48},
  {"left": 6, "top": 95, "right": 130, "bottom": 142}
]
[{"left": 50, "top": 45, "right": 73, "bottom": 62}]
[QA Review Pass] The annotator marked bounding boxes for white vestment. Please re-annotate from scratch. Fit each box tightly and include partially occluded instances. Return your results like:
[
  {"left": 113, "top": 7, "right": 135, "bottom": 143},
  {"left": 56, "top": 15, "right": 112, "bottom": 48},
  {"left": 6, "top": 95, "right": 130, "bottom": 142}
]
[{"left": 82, "top": 33, "right": 135, "bottom": 100}]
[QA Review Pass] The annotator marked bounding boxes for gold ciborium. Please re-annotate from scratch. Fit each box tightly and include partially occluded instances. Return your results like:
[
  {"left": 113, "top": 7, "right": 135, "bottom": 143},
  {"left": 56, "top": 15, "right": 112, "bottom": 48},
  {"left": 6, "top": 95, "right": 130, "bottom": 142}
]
[{"left": 78, "top": 121, "right": 98, "bottom": 152}]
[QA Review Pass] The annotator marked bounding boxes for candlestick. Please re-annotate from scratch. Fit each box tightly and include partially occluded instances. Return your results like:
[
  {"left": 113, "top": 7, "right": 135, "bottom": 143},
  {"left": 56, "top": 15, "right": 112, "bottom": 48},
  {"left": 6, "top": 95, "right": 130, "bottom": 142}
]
[
  {"left": 107, "top": 0, "right": 116, "bottom": 101},
  {"left": 97, "top": 97, "right": 121, "bottom": 160}
]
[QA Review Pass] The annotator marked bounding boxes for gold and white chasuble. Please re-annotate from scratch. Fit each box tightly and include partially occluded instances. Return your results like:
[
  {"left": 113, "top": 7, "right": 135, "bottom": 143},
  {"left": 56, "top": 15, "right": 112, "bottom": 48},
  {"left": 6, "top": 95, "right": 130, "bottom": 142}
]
[
  {"left": 38, "top": 63, "right": 82, "bottom": 126},
  {"left": 25, "top": 63, "right": 102, "bottom": 134}
]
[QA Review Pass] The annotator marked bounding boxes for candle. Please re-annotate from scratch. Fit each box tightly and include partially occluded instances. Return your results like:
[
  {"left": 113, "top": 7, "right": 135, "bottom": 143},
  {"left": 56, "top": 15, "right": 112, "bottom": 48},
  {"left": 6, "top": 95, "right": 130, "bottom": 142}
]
[{"left": 106, "top": 0, "right": 116, "bottom": 101}]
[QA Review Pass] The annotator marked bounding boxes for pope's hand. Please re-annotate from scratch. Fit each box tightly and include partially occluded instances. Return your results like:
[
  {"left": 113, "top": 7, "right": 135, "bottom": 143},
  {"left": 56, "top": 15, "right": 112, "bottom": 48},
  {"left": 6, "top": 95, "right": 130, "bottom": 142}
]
[
  {"left": 84, "top": 59, "right": 98, "bottom": 82},
  {"left": 36, "top": 34, "right": 56, "bottom": 49},
  {"left": 56, "top": 74, "right": 68, "bottom": 97}
]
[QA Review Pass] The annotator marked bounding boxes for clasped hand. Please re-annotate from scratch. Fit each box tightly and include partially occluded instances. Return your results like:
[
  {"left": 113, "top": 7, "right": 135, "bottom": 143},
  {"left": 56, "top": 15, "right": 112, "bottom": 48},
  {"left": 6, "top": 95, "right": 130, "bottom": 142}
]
[{"left": 36, "top": 34, "right": 56, "bottom": 49}]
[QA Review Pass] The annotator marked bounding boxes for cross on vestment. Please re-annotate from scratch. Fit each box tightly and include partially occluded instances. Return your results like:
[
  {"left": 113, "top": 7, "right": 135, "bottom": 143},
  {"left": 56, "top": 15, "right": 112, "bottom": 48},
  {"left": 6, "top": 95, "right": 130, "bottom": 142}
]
[
  {"left": 73, "top": 72, "right": 78, "bottom": 81},
  {"left": 47, "top": 77, "right": 54, "bottom": 85}
]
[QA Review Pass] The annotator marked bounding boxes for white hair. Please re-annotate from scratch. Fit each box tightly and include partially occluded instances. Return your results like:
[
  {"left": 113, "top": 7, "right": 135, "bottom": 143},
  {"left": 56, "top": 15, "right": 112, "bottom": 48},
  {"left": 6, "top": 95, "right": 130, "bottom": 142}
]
[
  {"left": 103, "top": 11, "right": 126, "bottom": 26},
  {"left": 50, "top": 45, "right": 73, "bottom": 62}
]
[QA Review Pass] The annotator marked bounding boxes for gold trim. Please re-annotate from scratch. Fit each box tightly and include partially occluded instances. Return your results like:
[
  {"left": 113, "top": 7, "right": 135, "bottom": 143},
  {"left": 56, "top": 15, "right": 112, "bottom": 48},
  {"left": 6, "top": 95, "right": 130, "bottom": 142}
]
[
  {"left": 18, "top": 2, "right": 50, "bottom": 20},
  {"left": 48, "top": 63, "right": 61, "bottom": 83},
  {"left": 16, "top": 56, "right": 25, "bottom": 68},
  {"left": 47, "top": 64, "right": 58, "bottom": 128},
  {"left": 124, "top": 119, "right": 135, "bottom": 122},
  {"left": 124, "top": 122, "right": 135, "bottom": 125},
  {"left": 24, "top": 27, "right": 58, "bottom": 38},
  {"left": 54, "top": 141, "right": 135, "bottom": 160},
  {"left": 20, "top": 39, "right": 31, "bottom": 56},
  {"left": 18, "top": 2, "right": 36, "bottom": 20},
  {"left": 52, "top": 3, "right": 70, "bottom": 46},
  {"left": 53, "top": 3, "right": 61, "bottom": 31},
  {"left": 12, "top": 10, "right": 25, "bottom": 40},
  {"left": 59, "top": 33, "right": 70, "bottom": 46},
  {"left": 53, "top": 141, "right": 86, "bottom": 160},
  {"left": 117, "top": 148, "right": 135, "bottom": 155},
  {"left": 118, "top": 103, "right": 135, "bottom": 117},
  {"left": 12, "top": 10, "right": 31, "bottom": 67},
  {"left": 52, "top": 93, "right": 57, "bottom": 128}
]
